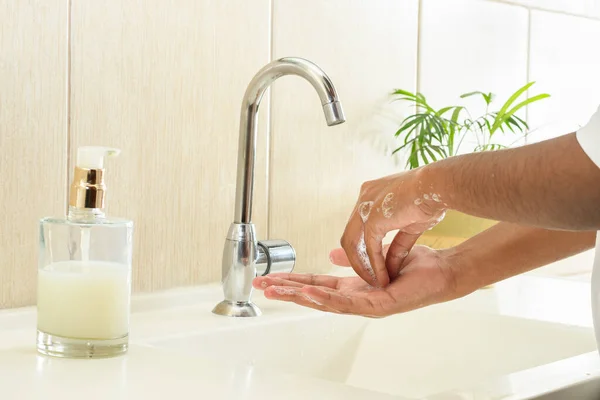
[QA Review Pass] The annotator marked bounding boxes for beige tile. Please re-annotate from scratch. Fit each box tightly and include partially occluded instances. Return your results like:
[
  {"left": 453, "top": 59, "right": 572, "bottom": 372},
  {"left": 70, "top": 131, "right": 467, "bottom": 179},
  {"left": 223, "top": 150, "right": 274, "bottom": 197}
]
[
  {"left": 419, "top": 0, "right": 529, "bottom": 149},
  {"left": 70, "top": 0, "right": 271, "bottom": 292},
  {"left": 528, "top": 11, "right": 600, "bottom": 141},
  {"left": 270, "top": 0, "right": 419, "bottom": 273},
  {"left": 0, "top": 2, "right": 67, "bottom": 308}
]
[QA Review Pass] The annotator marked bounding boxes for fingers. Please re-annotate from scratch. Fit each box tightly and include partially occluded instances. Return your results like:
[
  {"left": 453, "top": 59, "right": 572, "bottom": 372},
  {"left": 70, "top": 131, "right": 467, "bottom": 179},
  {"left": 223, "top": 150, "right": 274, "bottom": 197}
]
[
  {"left": 329, "top": 248, "right": 351, "bottom": 266},
  {"left": 263, "top": 285, "right": 385, "bottom": 317},
  {"left": 363, "top": 225, "right": 390, "bottom": 288},
  {"left": 253, "top": 273, "right": 340, "bottom": 290},
  {"left": 385, "top": 231, "right": 421, "bottom": 278},
  {"left": 303, "top": 286, "right": 375, "bottom": 315},
  {"left": 341, "top": 216, "right": 382, "bottom": 286},
  {"left": 329, "top": 244, "right": 390, "bottom": 267},
  {"left": 262, "top": 285, "right": 340, "bottom": 313}
]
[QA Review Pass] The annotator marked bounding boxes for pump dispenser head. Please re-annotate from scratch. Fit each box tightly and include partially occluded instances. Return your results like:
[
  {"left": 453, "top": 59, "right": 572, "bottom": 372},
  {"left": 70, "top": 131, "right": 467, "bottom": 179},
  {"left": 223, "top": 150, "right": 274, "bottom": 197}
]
[{"left": 69, "top": 146, "right": 121, "bottom": 210}]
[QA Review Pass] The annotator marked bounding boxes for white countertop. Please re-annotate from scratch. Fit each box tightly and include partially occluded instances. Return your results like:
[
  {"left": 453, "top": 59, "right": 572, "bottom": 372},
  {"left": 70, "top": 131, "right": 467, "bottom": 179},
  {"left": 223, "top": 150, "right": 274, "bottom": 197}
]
[{"left": 1, "top": 258, "right": 599, "bottom": 399}]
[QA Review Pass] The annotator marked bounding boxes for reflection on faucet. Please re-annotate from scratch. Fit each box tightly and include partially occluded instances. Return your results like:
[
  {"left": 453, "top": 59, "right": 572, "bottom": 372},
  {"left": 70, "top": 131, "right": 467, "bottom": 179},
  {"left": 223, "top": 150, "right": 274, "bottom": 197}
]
[{"left": 212, "top": 57, "right": 346, "bottom": 317}]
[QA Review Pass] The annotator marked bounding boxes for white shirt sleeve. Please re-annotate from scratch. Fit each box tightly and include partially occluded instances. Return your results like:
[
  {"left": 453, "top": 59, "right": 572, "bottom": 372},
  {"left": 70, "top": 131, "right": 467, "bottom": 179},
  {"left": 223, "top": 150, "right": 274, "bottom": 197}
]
[{"left": 577, "top": 106, "right": 600, "bottom": 168}]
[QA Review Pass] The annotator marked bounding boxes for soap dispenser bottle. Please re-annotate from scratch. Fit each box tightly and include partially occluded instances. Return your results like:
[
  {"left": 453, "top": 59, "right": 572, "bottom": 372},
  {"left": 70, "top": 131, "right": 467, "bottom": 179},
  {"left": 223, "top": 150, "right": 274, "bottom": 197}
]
[{"left": 37, "top": 146, "right": 133, "bottom": 358}]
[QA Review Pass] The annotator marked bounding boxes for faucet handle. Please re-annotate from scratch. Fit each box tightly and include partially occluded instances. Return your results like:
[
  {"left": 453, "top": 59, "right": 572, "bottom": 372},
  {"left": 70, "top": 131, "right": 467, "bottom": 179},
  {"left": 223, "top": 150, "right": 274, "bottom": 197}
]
[{"left": 256, "top": 240, "right": 296, "bottom": 276}]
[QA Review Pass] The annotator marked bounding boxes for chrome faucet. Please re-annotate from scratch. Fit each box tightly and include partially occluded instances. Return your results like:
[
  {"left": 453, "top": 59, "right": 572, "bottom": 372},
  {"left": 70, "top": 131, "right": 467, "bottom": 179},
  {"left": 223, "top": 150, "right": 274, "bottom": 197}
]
[{"left": 212, "top": 57, "right": 346, "bottom": 317}]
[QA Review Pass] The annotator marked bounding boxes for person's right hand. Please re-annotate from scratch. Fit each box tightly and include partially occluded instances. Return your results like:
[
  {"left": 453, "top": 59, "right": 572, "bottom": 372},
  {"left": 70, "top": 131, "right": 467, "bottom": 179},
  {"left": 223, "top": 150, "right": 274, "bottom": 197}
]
[{"left": 341, "top": 169, "right": 447, "bottom": 287}]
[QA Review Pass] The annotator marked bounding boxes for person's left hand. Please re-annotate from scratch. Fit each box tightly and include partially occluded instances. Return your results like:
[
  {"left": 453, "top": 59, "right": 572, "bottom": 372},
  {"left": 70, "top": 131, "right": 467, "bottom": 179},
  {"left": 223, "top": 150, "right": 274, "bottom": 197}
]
[{"left": 252, "top": 245, "right": 458, "bottom": 317}]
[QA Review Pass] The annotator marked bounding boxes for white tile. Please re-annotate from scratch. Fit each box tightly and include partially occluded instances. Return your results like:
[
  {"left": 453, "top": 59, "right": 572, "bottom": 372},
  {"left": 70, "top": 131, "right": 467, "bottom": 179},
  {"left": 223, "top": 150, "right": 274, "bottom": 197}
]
[
  {"left": 420, "top": 0, "right": 529, "bottom": 151},
  {"left": 270, "top": 0, "right": 419, "bottom": 273},
  {"left": 498, "top": 0, "right": 600, "bottom": 18},
  {"left": 528, "top": 10, "right": 600, "bottom": 141}
]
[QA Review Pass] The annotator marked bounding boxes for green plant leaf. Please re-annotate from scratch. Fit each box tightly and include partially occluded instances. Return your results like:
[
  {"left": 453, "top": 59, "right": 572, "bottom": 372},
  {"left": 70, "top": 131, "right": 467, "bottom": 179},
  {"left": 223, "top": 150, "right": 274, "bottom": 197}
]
[
  {"left": 415, "top": 93, "right": 435, "bottom": 113},
  {"left": 424, "top": 146, "right": 438, "bottom": 162},
  {"left": 429, "top": 145, "right": 448, "bottom": 159},
  {"left": 408, "top": 141, "right": 419, "bottom": 169},
  {"left": 506, "top": 115, "right": 521, "bottom": 130},
  {"left": 395, "top": 114, "right": 426, "bottom": 137},
  {"left": 427, "top": 116, "right": 447, "bottom": 142},
  {"left": 505, "top": 115, "right": 531, "bottom": 134},
  {"left": 504, "top": 94, "right": 551, "bottom": 120},
  {"left": 484, "top": 117, "right": 493, "bottom": 133},
  {"left": 405, "top": 124, "right": 420, "bottom": 143},
  {"left": 392, "top": 96, "right": 419, "bottom": 104},
  {"left": 490, "top": 82, "right": 536, "bottom": 134},
  {"left": 391, "top": 83, "right": 548, "bottom": 168},
  {"left": 499, "top": 81, "right": 535, "bottom": 112},
  {"left": 436, "top": 106, "right": 455, "bottom": 117},
  {"left": 504, "top": 116, "right": 518, "bottom": 133},
  {"left": 513, "top": 115, "right": 529, "bottom": 130},
  {"left": 460, "top": 91, "right": 496, "bottom": 106},
  {"left": 392, "top": 92, "right": 435, "bottom": 112},
  {"left": 448, "top": 106, "right": 463, "bottom": 156},
  {"left": 420, "top": 148, "right": 430, "bottom": 164},
  {"left": 392, "top": 139, "right": 416, "bottom": 155},
  {"left": 399, "top": 113, "right": 423, "bottom": 124},
  {"left": 391, "top": 89, "right": 417, "bottom": 98},
  {"left": 460, "top": 91, "right": 486, "bottom": 99}
]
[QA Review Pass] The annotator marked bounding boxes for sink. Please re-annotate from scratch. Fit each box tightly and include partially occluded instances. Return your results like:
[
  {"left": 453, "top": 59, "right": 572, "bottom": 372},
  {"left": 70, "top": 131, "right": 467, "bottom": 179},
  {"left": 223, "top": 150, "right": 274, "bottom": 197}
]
[
  {"left": 533, "top": 378, "right": 600, "bottom": 399},
  {"left": 143, "top": 303, "right": 596, "bottom": 398}
]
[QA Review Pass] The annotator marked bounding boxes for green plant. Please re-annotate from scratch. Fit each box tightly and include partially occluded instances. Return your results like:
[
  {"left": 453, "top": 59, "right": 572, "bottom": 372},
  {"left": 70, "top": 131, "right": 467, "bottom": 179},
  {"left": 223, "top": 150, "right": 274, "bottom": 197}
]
[{"left": 391, "top": 82, "right": 550, "bottom": 169}]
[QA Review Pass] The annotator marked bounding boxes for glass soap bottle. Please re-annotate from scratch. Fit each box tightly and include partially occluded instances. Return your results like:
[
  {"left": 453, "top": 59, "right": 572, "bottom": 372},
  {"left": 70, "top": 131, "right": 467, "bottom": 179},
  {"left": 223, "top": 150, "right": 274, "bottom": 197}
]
[{"left": 37, "top": 146, "right": 134, "bottom": 358}]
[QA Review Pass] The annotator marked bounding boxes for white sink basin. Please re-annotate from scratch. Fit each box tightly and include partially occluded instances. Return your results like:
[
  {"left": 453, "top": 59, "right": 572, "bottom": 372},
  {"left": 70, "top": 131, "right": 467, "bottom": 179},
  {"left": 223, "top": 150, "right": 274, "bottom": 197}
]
[
  {"left": 534, "top": 378, "right": 600, "bottom": 399},
  {"left": 144, "top": 303, "right": 596, "bottom": 398}
]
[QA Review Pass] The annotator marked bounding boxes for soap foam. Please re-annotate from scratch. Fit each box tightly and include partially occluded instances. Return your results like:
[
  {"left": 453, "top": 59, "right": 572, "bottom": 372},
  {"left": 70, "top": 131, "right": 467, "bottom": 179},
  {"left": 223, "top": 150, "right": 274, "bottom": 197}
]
[
  {"left": 382, "top": 193, "right": 394, "bottom": 219},
  {"left": 272, "top": 286, "right": 299, "bottom": 296},
  {"left": 302, "top": 293, "right": 324, "bottom": 306},
  {"left": 358, "top": 201, "right": 374, "bottom": 223},
  {"left": 357, "top": 232, "right": 377, "bottom": 283}
]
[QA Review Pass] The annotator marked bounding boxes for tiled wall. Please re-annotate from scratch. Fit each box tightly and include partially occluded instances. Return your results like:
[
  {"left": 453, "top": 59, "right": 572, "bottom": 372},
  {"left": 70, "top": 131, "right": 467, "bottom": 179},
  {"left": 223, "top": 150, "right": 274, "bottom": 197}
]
[{"left": 2, "top": 0, "right": 600, "bottom": 308}]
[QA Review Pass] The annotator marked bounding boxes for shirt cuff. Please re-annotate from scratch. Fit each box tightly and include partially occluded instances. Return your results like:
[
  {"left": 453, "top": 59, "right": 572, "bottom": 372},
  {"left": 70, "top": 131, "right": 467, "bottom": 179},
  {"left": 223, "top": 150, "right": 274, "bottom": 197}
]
[{"left": 577, "top": 107, "right": 600, "bottom": 169}]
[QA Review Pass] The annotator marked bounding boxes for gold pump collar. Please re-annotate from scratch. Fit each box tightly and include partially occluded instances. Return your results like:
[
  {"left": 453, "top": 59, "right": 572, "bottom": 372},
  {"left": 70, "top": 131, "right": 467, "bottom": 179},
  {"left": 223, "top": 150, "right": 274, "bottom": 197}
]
[{"left": 69, "top": 167, "right": 106, "bottom": 209}]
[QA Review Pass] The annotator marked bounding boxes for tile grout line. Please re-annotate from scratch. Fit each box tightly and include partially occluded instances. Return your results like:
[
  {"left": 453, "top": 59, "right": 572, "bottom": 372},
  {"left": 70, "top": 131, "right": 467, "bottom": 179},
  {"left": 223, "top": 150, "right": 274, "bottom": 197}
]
[
  {"left": 484, "top": 0, "right": 600, "bottom": 21},
  {"left": 266, "top": 0, "right": 274, "bottom": 239},
  {"left": 416, "top": 0, "right": 423, "bottom": 95},
  {"left": 64, "top": 0, "right": 73, "bottom": 214},
  {"left": 525, "top": 8, "right": 532, "bottom": 144}
]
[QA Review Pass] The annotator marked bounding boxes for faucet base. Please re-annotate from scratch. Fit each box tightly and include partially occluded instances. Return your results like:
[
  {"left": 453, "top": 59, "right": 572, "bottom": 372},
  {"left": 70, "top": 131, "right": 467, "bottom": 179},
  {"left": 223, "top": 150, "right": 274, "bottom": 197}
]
[{"left": 212, "top": 300, "right": 262, "bottom": 317}]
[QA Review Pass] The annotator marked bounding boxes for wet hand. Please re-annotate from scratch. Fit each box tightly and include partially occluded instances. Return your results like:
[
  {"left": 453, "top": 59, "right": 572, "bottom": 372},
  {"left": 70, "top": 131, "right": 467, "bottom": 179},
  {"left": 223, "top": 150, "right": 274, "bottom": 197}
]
[
  {"left": 252, "top": 246, "right": 456, "bottom": 317},
  {"left": 341, "top": 171, "right": 447, "bottom": 287}
]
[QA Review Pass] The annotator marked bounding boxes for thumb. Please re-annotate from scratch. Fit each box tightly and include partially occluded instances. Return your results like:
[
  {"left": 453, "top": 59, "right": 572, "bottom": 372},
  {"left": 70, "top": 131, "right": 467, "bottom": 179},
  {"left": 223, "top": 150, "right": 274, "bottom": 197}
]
[
  {"left": 385, "top": 231, "right": 421, "bottom": 277},
  {"left": 329, "top": 244, "right": 391, "bottom": 267}
]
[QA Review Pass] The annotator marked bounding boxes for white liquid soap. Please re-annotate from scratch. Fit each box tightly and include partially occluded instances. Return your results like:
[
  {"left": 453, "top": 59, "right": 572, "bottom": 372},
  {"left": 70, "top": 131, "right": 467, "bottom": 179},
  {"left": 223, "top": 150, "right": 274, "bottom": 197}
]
[
  {"left": 37, "top": 261, "right": 131, "bottom": 340},
  {"left": 37, "top": 146, "right": 133, "bottom": 358}
]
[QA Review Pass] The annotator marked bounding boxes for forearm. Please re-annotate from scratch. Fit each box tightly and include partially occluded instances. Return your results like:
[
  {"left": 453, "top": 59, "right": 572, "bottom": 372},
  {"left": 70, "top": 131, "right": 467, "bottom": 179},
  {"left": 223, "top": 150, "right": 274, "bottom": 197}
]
[
  {"left": 444, "top": 222, "right": 596, "bottom": 297},
  {"left": 421, "top": 133, "right": 600, "bottom": 230}
]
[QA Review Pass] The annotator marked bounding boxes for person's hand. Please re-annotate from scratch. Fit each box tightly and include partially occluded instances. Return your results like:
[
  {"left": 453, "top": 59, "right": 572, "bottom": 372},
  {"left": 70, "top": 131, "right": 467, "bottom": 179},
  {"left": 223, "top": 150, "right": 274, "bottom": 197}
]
[
  {"left": 342, "top": 170, "right": 447, "bottom": 287},
  {"left": 252, "top": 245, "right": 457, "bottom": 317}
]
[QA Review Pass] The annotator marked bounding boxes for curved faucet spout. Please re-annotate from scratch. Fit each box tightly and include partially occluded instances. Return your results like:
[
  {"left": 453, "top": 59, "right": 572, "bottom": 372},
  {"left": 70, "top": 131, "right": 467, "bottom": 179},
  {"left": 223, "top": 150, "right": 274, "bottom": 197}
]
[
  {"left": 234, "top": 57, "right": 346, "bottom": 224},
  {"left": 214, "top": 57, "right": 345, "bottom": 317}
]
